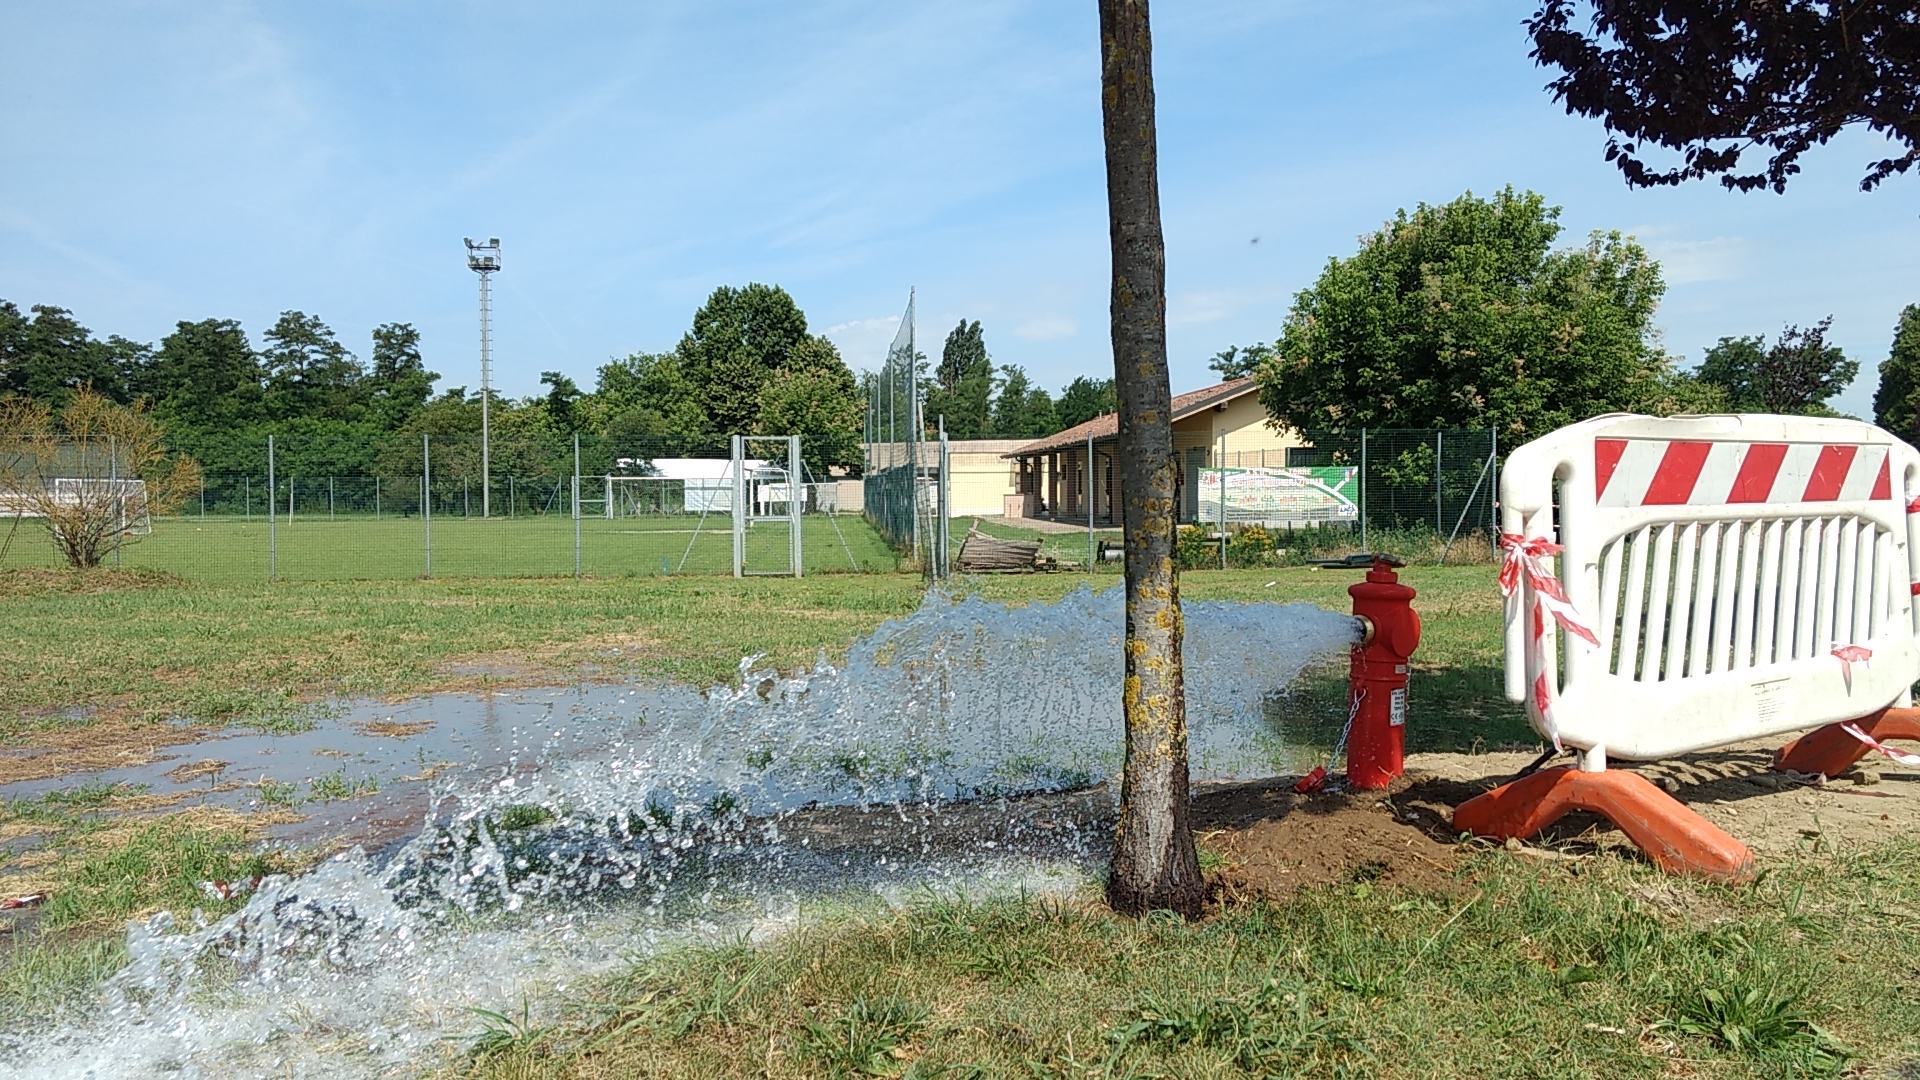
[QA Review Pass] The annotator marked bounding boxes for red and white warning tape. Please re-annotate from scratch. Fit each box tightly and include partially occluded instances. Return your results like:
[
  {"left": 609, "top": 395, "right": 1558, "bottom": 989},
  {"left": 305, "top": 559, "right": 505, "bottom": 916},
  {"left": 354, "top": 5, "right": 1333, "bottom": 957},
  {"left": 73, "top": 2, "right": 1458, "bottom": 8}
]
[
  {"left": 1499, "top": 533, "right": 1601, "bottom": 752},
  {"left": 1841, "top": 723, "right": 1920, "bottom": 766},
  {"left": 1832, "top": 644, "right": 1873, "bottom": 691}
]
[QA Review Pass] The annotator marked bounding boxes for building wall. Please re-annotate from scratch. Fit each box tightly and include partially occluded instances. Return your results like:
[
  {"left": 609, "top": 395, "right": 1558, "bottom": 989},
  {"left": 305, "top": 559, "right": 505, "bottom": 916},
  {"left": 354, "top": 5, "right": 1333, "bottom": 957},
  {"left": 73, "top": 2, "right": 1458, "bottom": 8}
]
[
  {"left": 1171, "top": 394, "right": 1301, "bottom": 461},
  {"left": 945, "top": 439, "right": 1028, "bottom": 516}
]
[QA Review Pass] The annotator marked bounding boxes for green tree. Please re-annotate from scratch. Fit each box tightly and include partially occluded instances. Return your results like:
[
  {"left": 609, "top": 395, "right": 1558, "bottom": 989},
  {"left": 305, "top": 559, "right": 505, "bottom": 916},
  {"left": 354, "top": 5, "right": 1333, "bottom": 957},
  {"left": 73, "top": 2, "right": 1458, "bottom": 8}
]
[
  {"left": 1696, "top": 336, "right": 1767, "bottom": 411},
  {"left": 675, "top": 284, "right": 811, "bottom": 436},
  {"left": 592, "top": 352, "right": 713, "bottom": 459},
  {"left": 1697, "top": 319, "right": 1855, "bottom": 415},
  {"left": 1873, "top": 305, "right": 1920, "bottom": 438},
  {"left": 991, "top": 365, "right": 1059, "bottom": 437},
  {"left": 1055, "top": 376, "right": 1116, "bottom": 429},
  {"left": 366, "top": 323, "right": 436, "bottom": 430},
  {"left": 1207, "top": 343, "right": 1273, "bottom": 381},
  {"left": 759, "top": 335, "right": 861, "bottom": 471},
  {"left": 926, "top": 319, "right": 995, "bottom": 437},
  {"left": 4, "top": 304, "right": 126, "bottom": 403},
  {"left": 1257, "top": 187, "right": 1675, "bottom": 439},
  {"left": 539, "top": 370, "right": 583, "bottom": 432},
  {"left": 262, "top": 311, "right": 365, "bottom": 422},
  {"left": 377, "top": 389, "right": 483, "bottom": 496},
  {"left": 0, "top": 301, "right": 25, "bottom": 397}
]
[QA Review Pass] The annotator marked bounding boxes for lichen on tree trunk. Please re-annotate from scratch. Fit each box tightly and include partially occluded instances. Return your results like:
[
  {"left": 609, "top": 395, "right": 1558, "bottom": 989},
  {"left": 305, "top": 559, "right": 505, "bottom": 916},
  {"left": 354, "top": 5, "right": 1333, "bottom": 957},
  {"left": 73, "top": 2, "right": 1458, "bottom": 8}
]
[{"left": 1098, "top": 0, "right": 1203, "bottom": 920}]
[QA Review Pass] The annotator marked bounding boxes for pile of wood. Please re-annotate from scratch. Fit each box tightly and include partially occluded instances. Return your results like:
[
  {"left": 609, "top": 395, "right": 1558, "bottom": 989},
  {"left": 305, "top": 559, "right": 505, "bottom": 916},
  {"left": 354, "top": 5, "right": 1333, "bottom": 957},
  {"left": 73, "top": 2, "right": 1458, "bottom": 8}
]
[{"left": 957, "top": 524, "right": 1043, "bottom": 572}]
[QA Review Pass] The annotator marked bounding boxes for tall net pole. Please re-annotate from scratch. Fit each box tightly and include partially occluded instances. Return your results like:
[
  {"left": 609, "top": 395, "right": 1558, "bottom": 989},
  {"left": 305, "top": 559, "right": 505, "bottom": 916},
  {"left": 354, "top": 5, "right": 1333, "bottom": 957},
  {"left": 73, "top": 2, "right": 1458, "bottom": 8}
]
[{"left": 862, "top": 291, "right": 926, "bottom": 566}]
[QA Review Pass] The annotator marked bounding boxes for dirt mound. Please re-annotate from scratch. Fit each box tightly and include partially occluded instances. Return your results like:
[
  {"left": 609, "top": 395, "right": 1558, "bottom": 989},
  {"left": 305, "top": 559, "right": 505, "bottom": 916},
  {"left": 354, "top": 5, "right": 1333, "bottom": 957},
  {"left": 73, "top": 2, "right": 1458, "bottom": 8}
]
[
  {"left": 1193, "top": 777, "right": 1465, "bottom": 901},
  {"left": 1191, "top": 733, "right": 1920, "bottom": 903}
]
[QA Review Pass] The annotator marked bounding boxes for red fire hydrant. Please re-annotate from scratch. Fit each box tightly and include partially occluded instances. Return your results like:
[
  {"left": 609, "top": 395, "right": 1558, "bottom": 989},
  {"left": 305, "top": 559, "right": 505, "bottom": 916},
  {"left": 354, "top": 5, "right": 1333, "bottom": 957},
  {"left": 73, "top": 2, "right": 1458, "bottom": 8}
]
[{"left": 1344, "top": 555, "right": 1421, "bottom": 789}]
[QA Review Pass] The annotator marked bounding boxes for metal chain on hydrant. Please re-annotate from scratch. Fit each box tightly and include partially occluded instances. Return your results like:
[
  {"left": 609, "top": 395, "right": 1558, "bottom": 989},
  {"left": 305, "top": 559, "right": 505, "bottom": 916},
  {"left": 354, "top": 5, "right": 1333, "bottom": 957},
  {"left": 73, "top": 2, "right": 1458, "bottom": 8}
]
[{"left": 1293, "top": 687, "right": 1366, "bottom": 794}]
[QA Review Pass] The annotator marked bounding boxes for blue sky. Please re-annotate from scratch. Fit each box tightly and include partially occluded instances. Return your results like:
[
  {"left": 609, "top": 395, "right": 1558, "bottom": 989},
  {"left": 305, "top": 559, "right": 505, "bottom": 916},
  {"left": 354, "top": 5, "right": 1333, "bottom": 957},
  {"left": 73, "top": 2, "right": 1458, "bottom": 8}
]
[{"left": 3, "top": 1, "right": 1915, "bottom": 416}]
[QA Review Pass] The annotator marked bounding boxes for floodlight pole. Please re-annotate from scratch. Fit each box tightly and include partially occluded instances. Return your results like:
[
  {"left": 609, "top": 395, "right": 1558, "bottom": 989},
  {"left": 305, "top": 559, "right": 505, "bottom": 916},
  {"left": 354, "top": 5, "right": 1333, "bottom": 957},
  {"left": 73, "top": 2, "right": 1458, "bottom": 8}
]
[{"left": 465, "top": 237, "right": 501, "bottom": 519}]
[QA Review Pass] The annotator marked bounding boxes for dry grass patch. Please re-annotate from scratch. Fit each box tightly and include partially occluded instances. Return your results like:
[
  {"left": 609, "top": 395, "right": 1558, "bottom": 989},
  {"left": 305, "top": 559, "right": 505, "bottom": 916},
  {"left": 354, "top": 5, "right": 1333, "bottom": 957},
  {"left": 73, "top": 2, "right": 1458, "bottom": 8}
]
[{"left": 0, "top": 718, "right": 210, "bottom": 785}]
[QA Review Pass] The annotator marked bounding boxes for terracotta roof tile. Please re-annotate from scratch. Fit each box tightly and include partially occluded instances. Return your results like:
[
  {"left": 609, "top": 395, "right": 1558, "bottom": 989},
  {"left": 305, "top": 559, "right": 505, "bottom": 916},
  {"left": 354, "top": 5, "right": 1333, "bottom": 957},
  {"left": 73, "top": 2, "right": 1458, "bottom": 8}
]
[{"left": 1004, "top": 377, "right": 1258, "bottom": 457}]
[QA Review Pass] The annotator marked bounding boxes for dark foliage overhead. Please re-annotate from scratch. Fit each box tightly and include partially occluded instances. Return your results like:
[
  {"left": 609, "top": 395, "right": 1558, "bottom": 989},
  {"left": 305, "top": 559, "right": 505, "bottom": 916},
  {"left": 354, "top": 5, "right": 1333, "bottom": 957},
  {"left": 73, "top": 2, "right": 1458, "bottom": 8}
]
[{"left": 1529, "top": 1, "right": 1919, "bottom": 192}]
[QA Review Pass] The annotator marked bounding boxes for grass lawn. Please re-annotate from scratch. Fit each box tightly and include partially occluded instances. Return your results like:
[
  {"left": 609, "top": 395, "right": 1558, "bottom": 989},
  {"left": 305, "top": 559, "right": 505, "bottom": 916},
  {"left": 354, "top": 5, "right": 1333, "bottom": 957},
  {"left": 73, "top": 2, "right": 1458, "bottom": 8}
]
[
  {"left": 444, "top": 841, "right": 1920, "bottom": 1079},
  {"left": 0, "top": 512, "right": 900, "bottom": 582},
  {"left": 6, "top": 563, "right": 1916, "bottom": 1076},
  {"left": 0, "top": 563, "right": 1517, "bottom": 747}
]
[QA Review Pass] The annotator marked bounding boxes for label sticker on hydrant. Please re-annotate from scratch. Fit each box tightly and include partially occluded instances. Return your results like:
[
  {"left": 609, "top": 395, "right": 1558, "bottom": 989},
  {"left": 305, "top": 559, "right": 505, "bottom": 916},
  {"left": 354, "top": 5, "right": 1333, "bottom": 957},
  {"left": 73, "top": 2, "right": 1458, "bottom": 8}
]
[{"left": 1390, "top": 687, "right": 1406, "bottom": 726}]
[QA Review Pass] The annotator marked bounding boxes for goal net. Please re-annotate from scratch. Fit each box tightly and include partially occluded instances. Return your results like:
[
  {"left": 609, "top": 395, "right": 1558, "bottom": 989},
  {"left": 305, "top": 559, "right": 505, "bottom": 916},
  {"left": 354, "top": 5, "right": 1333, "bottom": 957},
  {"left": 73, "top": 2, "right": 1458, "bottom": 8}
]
[{"left": 47, "top": 478, "right": 153, "bottom": 535}]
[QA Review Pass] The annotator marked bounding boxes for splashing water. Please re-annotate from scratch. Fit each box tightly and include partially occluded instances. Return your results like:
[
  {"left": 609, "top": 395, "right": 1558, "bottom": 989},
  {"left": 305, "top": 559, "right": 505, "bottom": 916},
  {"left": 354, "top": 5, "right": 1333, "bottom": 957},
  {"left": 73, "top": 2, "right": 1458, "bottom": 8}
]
[{"left": 2, "top": 586, "right": 1354, "bottom": 1079}]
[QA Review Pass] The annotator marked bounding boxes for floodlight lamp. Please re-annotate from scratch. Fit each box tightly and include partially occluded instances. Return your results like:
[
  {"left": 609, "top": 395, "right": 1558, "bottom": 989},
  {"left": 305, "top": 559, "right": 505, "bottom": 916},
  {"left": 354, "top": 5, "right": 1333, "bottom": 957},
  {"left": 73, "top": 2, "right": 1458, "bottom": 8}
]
[{"left": 464, "top": 236, "right": 501, "bottom": 273}]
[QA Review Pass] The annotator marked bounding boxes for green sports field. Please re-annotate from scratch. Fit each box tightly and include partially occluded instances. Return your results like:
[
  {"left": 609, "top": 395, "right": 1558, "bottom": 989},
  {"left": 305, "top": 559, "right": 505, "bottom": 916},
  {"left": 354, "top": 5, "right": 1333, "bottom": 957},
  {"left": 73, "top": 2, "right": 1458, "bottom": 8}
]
[{"left": 0, "top": 512, "right": 900, "bottom": 581}]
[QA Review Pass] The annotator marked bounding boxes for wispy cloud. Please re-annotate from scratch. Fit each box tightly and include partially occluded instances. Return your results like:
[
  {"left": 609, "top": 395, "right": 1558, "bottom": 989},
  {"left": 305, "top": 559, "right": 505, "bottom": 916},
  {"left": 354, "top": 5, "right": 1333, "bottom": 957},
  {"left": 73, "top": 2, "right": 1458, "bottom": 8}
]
[
  {"left": 823, "top": 315, "right": 904, "bottom": 371},
  {"left": 1632, "top": 228, "right": 1750, "bottom": 286},
  {"left": 1015, "top": 316, "right": 1077, "bottom": 341}
]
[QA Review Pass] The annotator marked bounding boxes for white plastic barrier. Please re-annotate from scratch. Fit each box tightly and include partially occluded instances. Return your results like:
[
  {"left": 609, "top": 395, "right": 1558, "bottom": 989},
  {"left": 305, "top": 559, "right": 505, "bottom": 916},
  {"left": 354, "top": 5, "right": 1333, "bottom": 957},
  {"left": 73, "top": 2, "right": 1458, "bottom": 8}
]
[{"left": 1502, "top": 414, "right": 1920, "bottom": 762}]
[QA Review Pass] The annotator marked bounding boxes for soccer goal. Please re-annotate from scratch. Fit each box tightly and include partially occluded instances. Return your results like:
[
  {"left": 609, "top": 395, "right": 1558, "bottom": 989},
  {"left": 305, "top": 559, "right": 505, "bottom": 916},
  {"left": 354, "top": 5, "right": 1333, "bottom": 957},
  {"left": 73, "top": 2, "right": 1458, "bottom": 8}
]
[{"left": 47, "top": 478, "right": 153, "bottom": 535}]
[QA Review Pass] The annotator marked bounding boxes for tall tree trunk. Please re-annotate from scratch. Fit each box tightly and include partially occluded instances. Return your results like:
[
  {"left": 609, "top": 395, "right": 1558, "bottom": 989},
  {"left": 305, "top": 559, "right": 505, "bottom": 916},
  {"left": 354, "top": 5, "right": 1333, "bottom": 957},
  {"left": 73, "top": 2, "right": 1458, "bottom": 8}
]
[{"left": 1098, "top": 0, "right": 1202, "bottom": 920}]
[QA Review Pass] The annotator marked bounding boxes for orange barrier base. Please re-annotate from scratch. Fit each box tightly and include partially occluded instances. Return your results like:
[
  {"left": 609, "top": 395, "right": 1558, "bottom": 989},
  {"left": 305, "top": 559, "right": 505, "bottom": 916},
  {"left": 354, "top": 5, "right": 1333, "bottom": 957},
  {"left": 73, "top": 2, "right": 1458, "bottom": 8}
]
[
  {"left": 1453, "top": 766, "right": 1754, "bottom": 882},
  {"left": 1774, "top": 706, "right": 1920, "bottom": 778}
]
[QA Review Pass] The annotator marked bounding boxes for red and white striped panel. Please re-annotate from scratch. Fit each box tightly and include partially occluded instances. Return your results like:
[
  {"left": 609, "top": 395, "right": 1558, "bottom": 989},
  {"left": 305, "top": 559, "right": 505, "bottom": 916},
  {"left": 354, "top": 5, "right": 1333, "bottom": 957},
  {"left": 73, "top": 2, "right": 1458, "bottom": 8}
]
[{"left": 1594, "top": 438, "right": 1893, "bottom": 508}]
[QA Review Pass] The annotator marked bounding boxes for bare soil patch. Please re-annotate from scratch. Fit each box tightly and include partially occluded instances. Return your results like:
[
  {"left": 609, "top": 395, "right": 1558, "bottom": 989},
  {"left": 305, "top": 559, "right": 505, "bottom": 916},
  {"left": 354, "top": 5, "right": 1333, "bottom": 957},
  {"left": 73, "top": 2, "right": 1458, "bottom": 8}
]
[
  {"left": 1190, "top": 733, "right": 1920, "bottom": 902},
  {"left": 1408, "top": 736, "right": 1920, "bottom": 857},
  {"left": 1194, "top": 778, "right": 1464, "bottom": 901}
]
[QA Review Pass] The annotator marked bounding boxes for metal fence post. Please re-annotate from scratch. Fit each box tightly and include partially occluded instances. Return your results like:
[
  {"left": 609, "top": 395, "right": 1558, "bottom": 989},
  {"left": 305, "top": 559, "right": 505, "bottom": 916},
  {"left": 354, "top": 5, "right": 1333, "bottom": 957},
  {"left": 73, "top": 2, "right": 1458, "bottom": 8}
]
[
  {"left": 423, "top": 434, "right": 432, "bottom": 578},
  {"left": 731, "top": 435, "right": 745, "bottom": 578},
  {"left": 1217, "top": 432, "right": 1228, "bottom": 569},
  {"left": 1086, "top": 427, "right": 1094, "bottom": 574},
  {"left": 789, "top": 434, "right": 803, "bottom": 578},
  {"left": 267, "top": 435, "right": 276, "bottom": 581},
  {"left": 1435, "top": 430, "right": 1443, "bottom": 535},
  {"left": 375, "top": 475, "right": 381, "bottom": 520},
  {"left": 573, "top": 433, "right": 582, "bottom": 578},
  {"left": 1482, "top": 426, "right": 1497, "bottom": 530},
  {"left": 109, "top": 435, "right": 121, "bottom": 567},
  {"left": 1359, "top": 427, "right": 1368, "bottom": 553}
]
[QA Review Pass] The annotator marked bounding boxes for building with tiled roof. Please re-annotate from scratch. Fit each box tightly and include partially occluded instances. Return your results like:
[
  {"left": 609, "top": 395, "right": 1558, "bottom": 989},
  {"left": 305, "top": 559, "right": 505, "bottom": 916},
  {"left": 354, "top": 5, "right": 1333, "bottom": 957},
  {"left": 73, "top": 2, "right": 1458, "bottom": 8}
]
[{"left": 1002, "top": 376, "right": 1306, "bottom": 526}]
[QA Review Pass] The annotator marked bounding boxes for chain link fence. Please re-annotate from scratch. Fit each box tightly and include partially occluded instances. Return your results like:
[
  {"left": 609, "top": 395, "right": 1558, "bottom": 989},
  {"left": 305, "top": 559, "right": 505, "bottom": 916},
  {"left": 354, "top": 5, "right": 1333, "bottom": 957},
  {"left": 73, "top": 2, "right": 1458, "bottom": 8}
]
[
  {"left": 1187, "top": 428, "right": 1499, "bottom": 567},
  {"left": 1, "top": 433, "right": 891, "bottom": 581},
  {"left": 4, "top": 425, "right": 1501, "bottom": 579}
]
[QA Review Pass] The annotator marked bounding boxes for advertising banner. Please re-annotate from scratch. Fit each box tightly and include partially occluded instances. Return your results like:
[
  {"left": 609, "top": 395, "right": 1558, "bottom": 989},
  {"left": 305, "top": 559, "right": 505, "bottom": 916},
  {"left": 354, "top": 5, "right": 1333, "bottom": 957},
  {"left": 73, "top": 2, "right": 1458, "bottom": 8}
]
[{"left": 1196, "top": 465, "right": 1358, "bottom": 524}]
